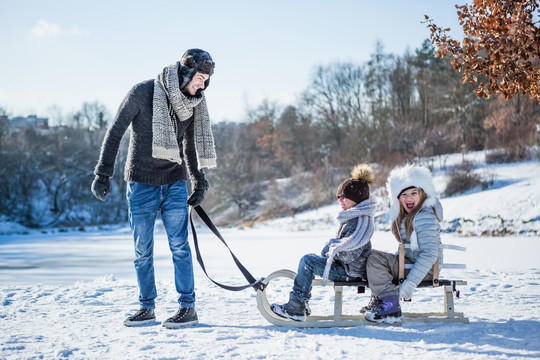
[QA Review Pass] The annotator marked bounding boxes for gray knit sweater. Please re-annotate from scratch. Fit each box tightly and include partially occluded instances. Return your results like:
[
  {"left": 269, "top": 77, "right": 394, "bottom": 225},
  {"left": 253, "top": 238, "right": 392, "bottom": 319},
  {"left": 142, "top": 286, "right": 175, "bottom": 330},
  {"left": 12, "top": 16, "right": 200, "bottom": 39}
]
[{"left": 94, "top": 79, "right": 208, "bottom": 189}]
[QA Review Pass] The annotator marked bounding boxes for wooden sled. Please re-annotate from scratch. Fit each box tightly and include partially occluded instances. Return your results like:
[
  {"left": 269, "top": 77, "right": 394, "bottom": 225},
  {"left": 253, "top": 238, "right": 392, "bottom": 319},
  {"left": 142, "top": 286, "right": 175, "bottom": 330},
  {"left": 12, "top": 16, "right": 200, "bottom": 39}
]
[{"left": 256, "top": 269, "right": 468, "bottom": 328}]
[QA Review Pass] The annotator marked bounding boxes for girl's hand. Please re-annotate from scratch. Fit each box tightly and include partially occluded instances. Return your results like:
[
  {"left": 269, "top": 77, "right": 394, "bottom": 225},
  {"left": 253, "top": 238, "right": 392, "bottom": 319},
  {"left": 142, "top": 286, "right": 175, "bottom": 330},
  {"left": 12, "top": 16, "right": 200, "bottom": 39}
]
[{"left": 399, "top": 279, "right": 416, "bottom": 300}]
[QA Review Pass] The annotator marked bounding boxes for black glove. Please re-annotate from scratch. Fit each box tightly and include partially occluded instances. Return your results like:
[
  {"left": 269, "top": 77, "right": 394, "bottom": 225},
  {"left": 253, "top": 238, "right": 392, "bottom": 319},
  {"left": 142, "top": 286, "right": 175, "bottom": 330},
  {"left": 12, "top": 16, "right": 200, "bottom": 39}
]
[
  {"left": 91, "top": 175, "right": 110, "bottom": 201},
  {"left": 187, "top": 188, "right": 206, "bottom": 207}
]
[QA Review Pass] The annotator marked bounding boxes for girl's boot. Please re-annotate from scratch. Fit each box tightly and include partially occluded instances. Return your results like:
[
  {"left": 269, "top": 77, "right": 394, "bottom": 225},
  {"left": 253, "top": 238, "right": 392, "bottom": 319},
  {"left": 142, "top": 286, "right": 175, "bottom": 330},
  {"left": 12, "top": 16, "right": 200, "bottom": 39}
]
[{"left": 364, "top": 294, "right": 403, "bottom": 324}]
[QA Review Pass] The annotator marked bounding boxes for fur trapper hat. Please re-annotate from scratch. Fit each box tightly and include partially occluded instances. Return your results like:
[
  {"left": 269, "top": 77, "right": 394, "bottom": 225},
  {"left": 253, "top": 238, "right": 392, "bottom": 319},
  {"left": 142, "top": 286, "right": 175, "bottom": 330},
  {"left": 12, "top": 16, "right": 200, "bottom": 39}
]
[
  {"left": 178, "top": 48, "right": 215, "bottom": 96},
  {"left": 387, "top": 164, "right": 438, "bottom": 221},
  {"left": 336, "top": 163, "right": 375, "bottom": 204}
]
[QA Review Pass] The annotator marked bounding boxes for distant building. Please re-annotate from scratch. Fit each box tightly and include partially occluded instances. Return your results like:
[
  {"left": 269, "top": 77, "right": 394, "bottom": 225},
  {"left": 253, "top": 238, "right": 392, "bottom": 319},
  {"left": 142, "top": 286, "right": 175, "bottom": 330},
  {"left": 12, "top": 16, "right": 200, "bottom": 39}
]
[{"left": 9, "top": 115, "right": 49, "bottom": 130}]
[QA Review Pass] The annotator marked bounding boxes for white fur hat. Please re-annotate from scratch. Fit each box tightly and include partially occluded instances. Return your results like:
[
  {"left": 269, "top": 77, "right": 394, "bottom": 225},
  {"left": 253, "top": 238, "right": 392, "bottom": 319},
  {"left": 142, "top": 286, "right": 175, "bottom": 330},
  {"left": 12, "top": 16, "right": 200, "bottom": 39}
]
[{"left": 386, "top": 164, "right": 438, "bottom": 221}]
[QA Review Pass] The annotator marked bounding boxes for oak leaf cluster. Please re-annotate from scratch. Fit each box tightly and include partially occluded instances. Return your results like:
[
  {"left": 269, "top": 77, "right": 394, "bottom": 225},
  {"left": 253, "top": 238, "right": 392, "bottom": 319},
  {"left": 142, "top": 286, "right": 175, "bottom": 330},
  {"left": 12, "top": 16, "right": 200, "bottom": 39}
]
[{"left": 425, "top": 0, "right": 540, "bottom": 102}]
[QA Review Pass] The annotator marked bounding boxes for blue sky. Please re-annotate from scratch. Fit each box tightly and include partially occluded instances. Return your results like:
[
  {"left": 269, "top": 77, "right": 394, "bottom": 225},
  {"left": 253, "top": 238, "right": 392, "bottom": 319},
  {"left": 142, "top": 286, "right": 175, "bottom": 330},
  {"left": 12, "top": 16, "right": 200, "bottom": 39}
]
[{"left": 1, "top": 1, "right": 465, "bottom": 124}]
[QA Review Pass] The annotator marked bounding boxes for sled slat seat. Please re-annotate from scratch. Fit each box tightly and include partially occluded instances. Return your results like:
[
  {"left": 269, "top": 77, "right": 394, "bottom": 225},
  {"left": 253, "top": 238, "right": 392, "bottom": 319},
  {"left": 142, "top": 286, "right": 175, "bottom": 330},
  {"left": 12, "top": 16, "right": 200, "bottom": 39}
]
[{"left": 332, "top": 278, "right": 466, "bottom": 288}]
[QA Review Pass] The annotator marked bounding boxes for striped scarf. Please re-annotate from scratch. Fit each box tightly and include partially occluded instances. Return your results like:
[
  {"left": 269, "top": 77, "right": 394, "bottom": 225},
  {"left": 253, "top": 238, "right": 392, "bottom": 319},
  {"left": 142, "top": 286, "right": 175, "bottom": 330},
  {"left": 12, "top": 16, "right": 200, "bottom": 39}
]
[
  {"left": 322, "top": 197, "right": 376, "bottom": 285},
  {"left": 152, "top": 61, "right": 217, "bottom": 169}
]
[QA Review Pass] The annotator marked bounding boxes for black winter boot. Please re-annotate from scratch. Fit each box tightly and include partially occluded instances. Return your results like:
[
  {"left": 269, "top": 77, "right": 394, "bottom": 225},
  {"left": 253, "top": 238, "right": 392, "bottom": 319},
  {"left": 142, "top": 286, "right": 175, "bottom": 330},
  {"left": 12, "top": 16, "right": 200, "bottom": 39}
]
[
  {"left": 360, "top": 295, "right": 383, "bottom": 314},
  {"left": 162, "top": 307, "right": 199, "bottom": 329},
  {"left": 271, "top": 293, "right": 308, "bottom": 321},
  {"left": 123, "top": 308, "right": 156, "bottom": 327}
]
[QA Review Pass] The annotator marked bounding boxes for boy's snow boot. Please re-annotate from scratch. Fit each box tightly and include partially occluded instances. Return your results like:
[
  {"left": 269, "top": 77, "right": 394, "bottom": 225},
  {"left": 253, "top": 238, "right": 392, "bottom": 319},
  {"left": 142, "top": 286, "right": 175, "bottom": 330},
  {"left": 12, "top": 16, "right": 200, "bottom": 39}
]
[
  {"left": 271, "top": 293, "right": 308, "bottom": 321},
  {"left": 360, "top": 294, "right": 383, "bottom": 314},
  {"left": 364, "top": 294, "right": 403, "bottom": 324},
  {"left": 162, "top": 307, "right": 199, "bottom": 329},
  {"left": 123, "top": 308, "right": 156, "bottom": 327}
]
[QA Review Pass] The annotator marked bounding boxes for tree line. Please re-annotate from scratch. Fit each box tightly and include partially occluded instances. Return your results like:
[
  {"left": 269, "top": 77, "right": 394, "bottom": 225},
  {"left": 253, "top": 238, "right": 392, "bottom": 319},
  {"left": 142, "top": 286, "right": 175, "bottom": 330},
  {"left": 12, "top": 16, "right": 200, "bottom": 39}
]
[{"left": 1, "top": 40, "right": 538, "bottom": 229}]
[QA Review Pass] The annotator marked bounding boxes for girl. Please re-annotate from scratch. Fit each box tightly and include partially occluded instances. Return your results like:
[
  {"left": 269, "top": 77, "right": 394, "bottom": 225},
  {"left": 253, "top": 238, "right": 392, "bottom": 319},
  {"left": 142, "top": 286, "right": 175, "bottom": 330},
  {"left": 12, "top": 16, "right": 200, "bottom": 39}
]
[
  {"left": 271, "top": 163, "right": 376, "bottom": 321},
  {"left": 364, "top": 164, "right": 443, "bottom": 324}
]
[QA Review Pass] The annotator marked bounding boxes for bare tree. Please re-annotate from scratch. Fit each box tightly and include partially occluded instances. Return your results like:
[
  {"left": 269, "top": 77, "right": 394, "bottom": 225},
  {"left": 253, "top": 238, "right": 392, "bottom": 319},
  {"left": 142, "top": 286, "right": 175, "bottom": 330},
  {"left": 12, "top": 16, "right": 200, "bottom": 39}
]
[
  {"left": 0, "top": 107, "right": 8, "bottom": 151},
  {"left": 303, "top": 62, "right": 365, "bottom": 147},
  {"left": 484, "top": 95, "right": 540, "bottom": 158},
  {"left": 81, "top": 101, "right": 110, "bottom": 129},
  {"left": 274, "top": 105, "right": 319, "bottom": 172}
]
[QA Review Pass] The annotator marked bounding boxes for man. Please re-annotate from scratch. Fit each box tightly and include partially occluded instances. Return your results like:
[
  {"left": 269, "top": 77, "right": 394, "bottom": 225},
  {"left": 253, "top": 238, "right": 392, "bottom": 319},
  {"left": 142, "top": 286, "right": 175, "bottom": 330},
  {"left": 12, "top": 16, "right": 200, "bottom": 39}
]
[{"left": 91, "top": 49, "right": 217, "bottom": 329}]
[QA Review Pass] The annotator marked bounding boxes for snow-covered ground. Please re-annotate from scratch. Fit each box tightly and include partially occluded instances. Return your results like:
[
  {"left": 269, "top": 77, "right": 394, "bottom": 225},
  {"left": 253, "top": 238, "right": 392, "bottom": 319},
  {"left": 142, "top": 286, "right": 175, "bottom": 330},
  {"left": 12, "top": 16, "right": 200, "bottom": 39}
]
[{"left": 1, "top": 152, "right": 539, "bottom": 359}]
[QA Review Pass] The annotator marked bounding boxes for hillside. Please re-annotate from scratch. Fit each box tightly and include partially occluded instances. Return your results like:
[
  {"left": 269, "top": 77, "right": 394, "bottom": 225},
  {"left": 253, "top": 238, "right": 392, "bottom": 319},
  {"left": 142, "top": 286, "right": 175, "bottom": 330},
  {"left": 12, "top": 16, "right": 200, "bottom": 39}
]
[{"left": 249, "top": 150, "right": 540, "bottom": 237}]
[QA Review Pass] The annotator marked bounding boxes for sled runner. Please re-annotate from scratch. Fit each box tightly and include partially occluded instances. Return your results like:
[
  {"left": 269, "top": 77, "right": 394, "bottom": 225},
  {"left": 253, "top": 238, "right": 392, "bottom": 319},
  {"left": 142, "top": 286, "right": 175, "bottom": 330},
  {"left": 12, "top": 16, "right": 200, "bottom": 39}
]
[{"left": 256, "top": 269, "right": 468, "bottom": 328}]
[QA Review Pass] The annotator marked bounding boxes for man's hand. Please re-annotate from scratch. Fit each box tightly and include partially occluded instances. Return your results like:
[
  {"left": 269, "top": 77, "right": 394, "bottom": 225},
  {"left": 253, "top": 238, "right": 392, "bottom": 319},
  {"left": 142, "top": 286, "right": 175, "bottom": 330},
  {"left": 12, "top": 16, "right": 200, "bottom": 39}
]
[
  {"left": 187, "top": 189, "right": 206, "bottom": 207},
  {"left": 91, "top": 175, "right": 110, "bottom": 201}
]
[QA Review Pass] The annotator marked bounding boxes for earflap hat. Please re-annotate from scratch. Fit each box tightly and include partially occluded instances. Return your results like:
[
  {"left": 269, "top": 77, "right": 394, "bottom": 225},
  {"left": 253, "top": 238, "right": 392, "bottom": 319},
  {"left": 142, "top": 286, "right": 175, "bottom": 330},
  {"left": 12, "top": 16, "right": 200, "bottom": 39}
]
[{"left": 178, "top": 48, "right": 215, "bottom": 95}]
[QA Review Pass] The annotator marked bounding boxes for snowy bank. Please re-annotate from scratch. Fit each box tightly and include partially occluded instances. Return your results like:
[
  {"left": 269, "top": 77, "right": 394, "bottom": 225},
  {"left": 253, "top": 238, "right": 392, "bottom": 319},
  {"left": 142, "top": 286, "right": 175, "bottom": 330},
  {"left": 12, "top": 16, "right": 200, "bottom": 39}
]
[{"left": 1, "top": 229, "right": 539, "bottom": 360}]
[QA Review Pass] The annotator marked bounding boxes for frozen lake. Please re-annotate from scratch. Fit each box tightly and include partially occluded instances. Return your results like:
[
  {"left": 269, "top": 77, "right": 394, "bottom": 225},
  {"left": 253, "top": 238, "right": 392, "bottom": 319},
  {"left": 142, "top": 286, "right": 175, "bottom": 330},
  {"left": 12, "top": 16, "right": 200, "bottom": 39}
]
[{"left": 1, "top": 226, "right": 537, "bottom": 285}]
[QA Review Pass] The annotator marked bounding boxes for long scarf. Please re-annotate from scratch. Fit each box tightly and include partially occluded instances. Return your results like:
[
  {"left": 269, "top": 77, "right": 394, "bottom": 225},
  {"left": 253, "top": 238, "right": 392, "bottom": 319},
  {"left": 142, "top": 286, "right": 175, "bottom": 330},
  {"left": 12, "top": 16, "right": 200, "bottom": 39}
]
[
  {"left": 152, "top": 61, "right": 217, "bottom": 169},
  {"left": 322, "top": 198, "right": 376, "bottom": 285}
]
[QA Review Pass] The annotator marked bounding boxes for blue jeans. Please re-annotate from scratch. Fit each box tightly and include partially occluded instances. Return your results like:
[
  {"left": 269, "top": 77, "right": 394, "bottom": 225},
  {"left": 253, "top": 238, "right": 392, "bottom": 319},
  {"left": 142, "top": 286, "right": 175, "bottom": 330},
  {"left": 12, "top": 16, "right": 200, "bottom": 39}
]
[
  {"left": 127, "top": 181, "right": 194, "bottom": 309},
  {"left": 292, "top": 254, "right": 361, "bottom": 303}
]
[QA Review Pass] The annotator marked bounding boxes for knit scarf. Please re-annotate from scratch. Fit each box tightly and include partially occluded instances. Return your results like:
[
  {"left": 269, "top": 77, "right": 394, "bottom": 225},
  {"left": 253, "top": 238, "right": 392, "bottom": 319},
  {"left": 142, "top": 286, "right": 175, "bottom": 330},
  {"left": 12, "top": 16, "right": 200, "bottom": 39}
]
[
  {"left": 322, "top": 197, "right": 376, "bottom": 286},
  {"left": 152, "top": 61, "right": 217, "bottom": 169}
]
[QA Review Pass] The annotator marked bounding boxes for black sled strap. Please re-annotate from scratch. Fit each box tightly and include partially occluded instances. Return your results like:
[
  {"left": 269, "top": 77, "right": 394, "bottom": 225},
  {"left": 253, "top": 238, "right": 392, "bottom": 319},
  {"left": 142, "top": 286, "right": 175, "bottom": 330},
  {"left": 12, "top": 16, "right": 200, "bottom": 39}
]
[{"left": 189, "top": 205, "right": 265, "bottom": 292}]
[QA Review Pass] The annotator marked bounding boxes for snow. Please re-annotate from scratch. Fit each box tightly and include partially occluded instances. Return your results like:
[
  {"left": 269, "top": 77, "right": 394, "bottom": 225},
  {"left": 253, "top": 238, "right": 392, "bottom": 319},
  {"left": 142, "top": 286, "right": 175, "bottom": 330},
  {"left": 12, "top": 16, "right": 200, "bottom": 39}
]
[{"left": 1, "top": 152, "right": 540, "bottom": 359}]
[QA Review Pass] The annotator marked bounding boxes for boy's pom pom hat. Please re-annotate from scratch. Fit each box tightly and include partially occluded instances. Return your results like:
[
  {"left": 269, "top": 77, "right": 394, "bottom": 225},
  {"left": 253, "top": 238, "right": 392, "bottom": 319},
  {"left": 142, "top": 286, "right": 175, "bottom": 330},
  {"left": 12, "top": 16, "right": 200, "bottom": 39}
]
[
  {"left": 386, "top": 164, "right": 437, "bottom": 221},
  {"left": 336, "top": 163, "right": 375, "bottom": 204}
]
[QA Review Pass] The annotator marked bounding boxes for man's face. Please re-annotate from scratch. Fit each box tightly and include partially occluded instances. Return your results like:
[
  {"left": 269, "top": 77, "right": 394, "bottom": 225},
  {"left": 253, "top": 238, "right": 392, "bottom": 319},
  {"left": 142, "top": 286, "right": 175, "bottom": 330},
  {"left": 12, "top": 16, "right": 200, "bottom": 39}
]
[{"left": 184, "top": 72, "right": 210, "bottom": 96}]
